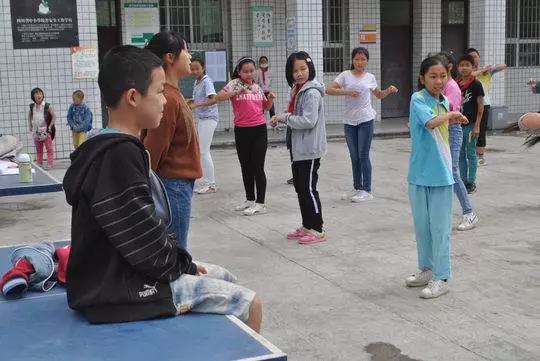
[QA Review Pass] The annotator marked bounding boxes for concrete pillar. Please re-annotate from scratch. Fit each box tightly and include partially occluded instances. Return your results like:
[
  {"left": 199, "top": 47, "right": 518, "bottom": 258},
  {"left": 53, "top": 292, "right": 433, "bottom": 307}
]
[
  {"left": 348, "top": 1, "right": 381, "bottom": 120},
  {"left": 285, "top": 0, "right": 323, "bottom": 80},
  {"left": 412, "top": 0, "right": 441, "bottom": 89},
  {"left": 469, "top": 0, "right": 506, "bottom": 107}
]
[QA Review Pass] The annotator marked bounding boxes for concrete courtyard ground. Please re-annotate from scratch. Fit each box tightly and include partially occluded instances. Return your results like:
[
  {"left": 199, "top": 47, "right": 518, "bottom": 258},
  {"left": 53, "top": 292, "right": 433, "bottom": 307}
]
[{"left": 0, "top": 134, "right": 538, "bottom": 361}]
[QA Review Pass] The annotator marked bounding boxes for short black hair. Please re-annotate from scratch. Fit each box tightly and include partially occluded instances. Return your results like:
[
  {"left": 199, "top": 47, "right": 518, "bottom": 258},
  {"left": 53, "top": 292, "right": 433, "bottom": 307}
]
[
  {"left": 191, "top": 58, "right": 206, "bottom": 74},
  {"left": 232, "top": 57, "right": 256, "bottom": 80},
  {"left": 259, "top": 56, "right": 268, "bottom": 63},
  {"left": 465, "top": 47, "right": 480, "bottom": 56},
  {"left": 458, "top": 53, "right": 476, "bottom": 66},
  {"left": 285, "top": 51, "right": 316, "bottom": 87},
  {"left": 98, "top": 45, "right": 163, "bottom": 108},
  {"left": 350, "top": 47, "right": 369, "bottom": 70},
  {"left": 30, "top": 87, "right": 44, "bottom": 102}
]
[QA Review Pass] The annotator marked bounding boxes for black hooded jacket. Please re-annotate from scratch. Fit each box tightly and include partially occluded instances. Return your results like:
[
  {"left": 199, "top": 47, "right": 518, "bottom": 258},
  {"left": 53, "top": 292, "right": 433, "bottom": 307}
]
[{"left": 63, "top": 132, "right": 197, "bottom": 323}]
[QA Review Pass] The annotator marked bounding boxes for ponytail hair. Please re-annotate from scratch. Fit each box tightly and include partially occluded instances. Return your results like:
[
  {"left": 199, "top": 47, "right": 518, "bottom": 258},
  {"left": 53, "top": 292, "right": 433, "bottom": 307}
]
[{"left": 145, "top": 31, "right": 187, "bottom": 68}]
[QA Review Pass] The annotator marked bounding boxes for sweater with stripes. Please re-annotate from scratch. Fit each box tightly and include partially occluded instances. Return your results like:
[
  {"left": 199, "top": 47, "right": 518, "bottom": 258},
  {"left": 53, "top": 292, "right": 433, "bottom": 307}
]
[{"left": 63, "top": 132, "right": 197, "bottom": 323}]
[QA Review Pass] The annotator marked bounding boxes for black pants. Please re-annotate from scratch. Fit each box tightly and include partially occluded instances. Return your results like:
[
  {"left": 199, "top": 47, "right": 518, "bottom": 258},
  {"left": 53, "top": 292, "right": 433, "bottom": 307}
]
[
  {"left": 477, "top": 105, "right": 490, "bottom": 148},
  {"left": 234, "top": 124, "right": 268, "bottom": 203},
  {"left": 292, "top": 158, "right": 323, "bottom": 232}
]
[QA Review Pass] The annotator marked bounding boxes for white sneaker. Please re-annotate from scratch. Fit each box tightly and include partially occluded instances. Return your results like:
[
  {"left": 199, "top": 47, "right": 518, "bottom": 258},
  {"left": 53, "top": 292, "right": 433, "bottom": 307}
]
[
  {"left": 341, "top": 189, "right": 360, "bottom": 200},
  {"left": 243, "top": 203, "right": 267, "bottom": 216},
  {"left": 457, "top": 212, "right": 479, "bottom": 231},
  {"left": 478, "top": 157, "right": 487, "bottom": 166},
  {"left": 351, "top": 190, "right": 374, "bottom": 202},
  {"left": 234, "top": 200, "right": 254, "bottom": 211},
  {"left": 405, "top": 269, "right": 432, "bottom": 287},
  {"left": 420, "top": 279, "right": 449, "bottom": 299},
  {"left": 194, "top": 184, "right": 217, "bottom": 195}
]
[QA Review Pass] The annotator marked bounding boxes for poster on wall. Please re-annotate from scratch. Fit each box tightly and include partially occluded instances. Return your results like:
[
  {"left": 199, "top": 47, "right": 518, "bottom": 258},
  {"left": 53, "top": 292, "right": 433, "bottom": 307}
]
[
  {"left": 10, "top": 0, "right": 79, "bottom": 49},
  {"left": 71, "top": 46, "right": 99, "bottom": 79},
  {"left": 359, "top": 24, "right": 377, "bottom": 44},
  {"left": 252, "top": 5, "right": 273, "bottom": 47},
  {"left": 124, "top": 1, "right": 159, "bottom": 47},
  {"left": 286, "top": 17, "right": 297, "bottom": 52}
]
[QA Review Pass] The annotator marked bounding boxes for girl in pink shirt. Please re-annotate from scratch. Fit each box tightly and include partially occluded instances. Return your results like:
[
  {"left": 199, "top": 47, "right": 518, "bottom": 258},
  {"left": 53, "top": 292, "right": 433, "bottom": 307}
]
[{"left": 215, "top": 57, "right": 275, "bottom": 215}]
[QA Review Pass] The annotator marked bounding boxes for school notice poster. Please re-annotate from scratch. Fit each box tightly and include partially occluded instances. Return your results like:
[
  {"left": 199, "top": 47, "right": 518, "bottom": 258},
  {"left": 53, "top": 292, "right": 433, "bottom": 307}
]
[
  {"left": 10, "top": 0, "right": 79, "bottom": 49},
  {"left": 124, "top": 1, "right": 160, "bottom": 47},
  {"left": 252, "top": 5, "right": 273, "bottom": 47}
]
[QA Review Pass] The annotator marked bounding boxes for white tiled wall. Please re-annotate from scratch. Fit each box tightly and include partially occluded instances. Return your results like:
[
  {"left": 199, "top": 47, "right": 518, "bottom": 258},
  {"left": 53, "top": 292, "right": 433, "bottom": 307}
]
[
  {"left": 469, "top": 0, "right": 506, "bottom": 107},
  {"left": 0, "top": 0, "right": 101, "bottom": 160},
  {"left": 412, "top": 0, "right": 441, "bottom": 88}
]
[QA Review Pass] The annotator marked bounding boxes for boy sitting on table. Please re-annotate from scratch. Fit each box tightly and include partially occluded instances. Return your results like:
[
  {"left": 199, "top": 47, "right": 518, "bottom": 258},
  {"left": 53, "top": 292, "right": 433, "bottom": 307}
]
[{"left": 62, "top": 45, "right": 262, "bottom": 332}]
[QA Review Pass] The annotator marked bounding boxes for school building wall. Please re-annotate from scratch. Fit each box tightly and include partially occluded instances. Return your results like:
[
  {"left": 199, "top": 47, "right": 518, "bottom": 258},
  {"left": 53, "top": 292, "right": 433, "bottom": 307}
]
[
  {"left": 0, "top": 0, "right": 539, "bottom": 161},
  {"left": 0, "top": 0, "right": 102, "bottom": 161}
]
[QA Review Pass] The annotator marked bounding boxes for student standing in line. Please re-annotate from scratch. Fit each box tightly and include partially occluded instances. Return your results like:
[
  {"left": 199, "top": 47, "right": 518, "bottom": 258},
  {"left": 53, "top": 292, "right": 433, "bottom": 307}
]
[
  {"left": 271, "top": 51, "right": 327, "bottom": 245},
  {"left": 190, "top": 58, "right": 219, "bottom": 195},
  {"left": 326, "top": 47, "right": 398, "bottom": 202},
  {"left": 466, "top": 48, "right": 507, "bottom": 166},
  {"left": 406, "top": 55, "right": 468, "bottom": 299},
  {"left": 142, "top": 31, "right": 202, "bottom": 250},
  {"left": 437, "top": 52, "right": 479, "bottom": 231},
  {"left": 458, "top": 54, "right": 484, "bottom": 194},
  {"left": 215, "top": 57, "right": 275, "bottom": 216}
]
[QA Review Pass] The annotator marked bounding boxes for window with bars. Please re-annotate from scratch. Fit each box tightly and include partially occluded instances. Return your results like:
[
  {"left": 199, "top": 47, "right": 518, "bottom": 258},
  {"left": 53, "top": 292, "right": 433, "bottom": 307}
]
[
  {"left": 322, "top": 0, "right": 348, "bottom": 73},
  {"left": 159, "top": 0, "right": 224, "bottom": 45},
  {"left": 506, "top": 0, "right": 540, "bottom": 67}
]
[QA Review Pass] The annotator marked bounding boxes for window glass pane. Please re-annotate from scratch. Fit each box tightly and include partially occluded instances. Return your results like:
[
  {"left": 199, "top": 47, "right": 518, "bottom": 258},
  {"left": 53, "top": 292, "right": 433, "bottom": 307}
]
[
  {"left": 442, "top": 1, "right": 464, "bottom": 25},
  {"left": 505, "top": 43, "right": 516, "bottom": 67},
  {"left": 519, "top": 43, "right": 540, "bottom": 66},
  {"left": 506, "top": 0, "right": 518, "bottom": 38},
  {"left": 193, "top": 0, "right": 223, "bottom": 43},
  {"left": 519, "top": 0, "right": 540, "bottom": 39}
]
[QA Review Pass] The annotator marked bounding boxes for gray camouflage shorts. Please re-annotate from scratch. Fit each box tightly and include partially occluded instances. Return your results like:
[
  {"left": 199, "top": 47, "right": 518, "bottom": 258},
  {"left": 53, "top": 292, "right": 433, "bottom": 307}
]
[{"left": 169, "top": 262, "right": 256, "bottom": 322}]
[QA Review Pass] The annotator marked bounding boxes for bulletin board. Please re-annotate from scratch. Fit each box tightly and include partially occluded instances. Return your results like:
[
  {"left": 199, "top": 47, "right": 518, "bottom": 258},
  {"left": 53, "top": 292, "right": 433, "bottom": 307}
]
[{"left": 180, "top": 50, "right": 228, "bottom": 98}]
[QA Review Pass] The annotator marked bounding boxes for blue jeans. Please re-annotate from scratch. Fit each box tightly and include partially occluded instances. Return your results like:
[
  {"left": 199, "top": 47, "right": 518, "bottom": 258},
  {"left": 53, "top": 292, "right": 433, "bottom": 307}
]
[
  {"left": 408, "top": 184, "right": 453, "bottom": 280},
  {"left": 344, "top": 120, "right": 374, "bottom": 192},
  {"left": 449, "top": 124, "right": 473, "bottom": 215},
  {"left": 160, "top": 177, "right": 194, "bottom": 250},
  {"left": 459, "top": 124, "right": 478, "bottom": 184}
]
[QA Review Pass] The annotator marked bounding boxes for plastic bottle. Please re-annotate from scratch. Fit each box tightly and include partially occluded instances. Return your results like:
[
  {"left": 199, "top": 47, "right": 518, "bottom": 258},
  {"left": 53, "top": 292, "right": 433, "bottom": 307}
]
[{"left": 18, "top": 153, "right": 33, "bottom": 183}]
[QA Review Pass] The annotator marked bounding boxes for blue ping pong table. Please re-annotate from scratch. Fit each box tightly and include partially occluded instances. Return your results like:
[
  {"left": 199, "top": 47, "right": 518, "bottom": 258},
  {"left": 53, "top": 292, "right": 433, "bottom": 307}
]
[
  {"left": 0, "top": 244, "right": 287, "bottom": 361},
  {"left": 0, "top": 164, "right": 63, "bottom": 197}
]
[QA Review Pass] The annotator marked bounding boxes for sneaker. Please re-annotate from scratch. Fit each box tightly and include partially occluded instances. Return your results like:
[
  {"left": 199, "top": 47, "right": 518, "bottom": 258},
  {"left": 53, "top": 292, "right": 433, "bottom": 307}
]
[
  {"left": 242, "top": 203, "right": 267, "bottom": 216},
  {"left": 405, "top": 269, "right": 432, "bottom": 287},
  {"left": 466, "top": 182, "right": 477, "bottom": 194},
  {"left": 298, "top": 229, "right": 327, "bottom": 245},
  {"left": 478, "top": 156, "right": 487, "bottom": 166},
  {"left": 342, "top": 189, "right": 361, "bottom": 200},
  {"left": 351, "top": 190, "right": 374, "bottom": 202},
  {"left": 195, "top": 184, "right": 217, "bottom": 194},
  {"left": 420, "top": 279, "right": 449, "bottom": 299},
  {"left": 286, "top": 177, "right": 294, "bottom": 185},
  {"left": 457, "top": 212, "right": 479, "bottom": 231},
  {"left": 234, "top": 200, "right": 254, "bottom": 211},
  {"left": 287, "top": 227, "right": 308, "bottom": 240}
]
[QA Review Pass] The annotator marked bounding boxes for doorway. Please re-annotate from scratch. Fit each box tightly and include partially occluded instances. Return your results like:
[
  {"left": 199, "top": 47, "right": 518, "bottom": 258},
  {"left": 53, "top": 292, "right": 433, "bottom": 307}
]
[
  {"left": 97, "top": 0, "right": 122, "bottom": 126},
  {"left": 380, "top": 0, "right": 412, "bottom": 118}
]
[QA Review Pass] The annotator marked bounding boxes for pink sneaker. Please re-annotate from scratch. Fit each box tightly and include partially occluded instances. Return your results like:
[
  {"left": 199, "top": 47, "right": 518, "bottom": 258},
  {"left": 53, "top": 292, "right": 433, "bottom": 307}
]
[
  {"left": 298, "top": 230, "right": 327, "bottom": 245},
  {"left": 287, "top": 227, "right": 308, "bottom": 240}
]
